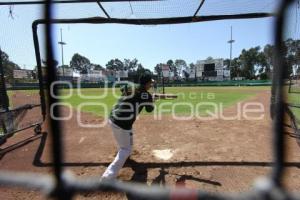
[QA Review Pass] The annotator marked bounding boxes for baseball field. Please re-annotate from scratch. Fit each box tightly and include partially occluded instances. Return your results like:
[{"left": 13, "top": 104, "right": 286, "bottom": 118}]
[
  {"left": 59, "top": 86, "right": 264, "bottom": 116},
  {"left": 1, "top": 86, "right": 300, "bottom": 200}
]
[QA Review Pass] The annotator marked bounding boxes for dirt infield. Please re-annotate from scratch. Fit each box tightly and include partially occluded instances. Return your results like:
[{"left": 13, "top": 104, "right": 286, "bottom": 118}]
[{"left": 1, "top": 88, "right": 300, "bottom": 200}]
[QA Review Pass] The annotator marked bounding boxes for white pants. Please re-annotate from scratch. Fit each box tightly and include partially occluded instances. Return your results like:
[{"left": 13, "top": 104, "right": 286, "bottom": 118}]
[{"left": 102, "top": 120, "right": 133, "bottom": 179}]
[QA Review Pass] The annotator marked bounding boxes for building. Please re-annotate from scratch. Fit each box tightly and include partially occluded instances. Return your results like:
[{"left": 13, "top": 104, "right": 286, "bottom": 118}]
[
  {"left": 115, "top": 70, "right": 129, "bottom": 81},
  {"left": 80, "top": 69, "right": 105, "bottom": 83},
  {"left": 57, "top": 67, "right": 73, "bottom": 81},
  {"left": 102, "top": 70, "right": 116, "bottom": 83},
  {"left": 195, "top": 58, "right": 230, "bottom": 81},
  {"left": 13, "top": 69, "right": 35, "bottom": 79}
]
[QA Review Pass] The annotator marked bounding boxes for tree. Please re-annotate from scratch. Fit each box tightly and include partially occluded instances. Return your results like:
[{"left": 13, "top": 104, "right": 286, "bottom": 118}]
[
  {"left": 70, "top": 53, "right": 91, "bottom": 74},
  {"left": 223, "top": 58, "right": 242, "bottom": 79},
  {"left": 239, "top": 46, "right": 263, "bottom": 79},
  {"left": 0, "top": 50, "right": 20, "bottom": 83},
  {"left": 182, "top": 70, "right": 190, "bottom": 79},
  {"left": 124, "top": 58, "right": 138, "bottom": 71},
  {"left": 105, "top": 59, "right": 124, "bottom": 71},
  {"left": 127, "top": 63, "right": 149, "bottom": 83},
  {"left": 92, "top": 64, "right": 104, "bottom": 71},
  {"left": 262, "top": 44, "right": 275, "bottom": 79},
  {"left": 223, "top": 59, "right": 230, "bottom": 69},
  {"left": 285, "top": 53, "right": 295, "bottom": 78},
  {"left": 123, "top": 59, "right": 151, "bottom": 82},
  {"left": 136, "top": 64, "right": 146, "bottom": 75},
  {"left": 295, "top": 40, "right": 300, "bottom": 66},
  {"left": 206, "top": 56, "right": 214, "bottom": 61},
  {"left": 229, "top": 58, "right": 241, "bottom": 78},
  {"left": 166, "top": 59, "right": 178, "bottom": 80},
  {"left": 256, "top": 51, "right": 268, "bottom": 78},
  {"left": 174, "top": 59, "right": 187, "bottom": 78},
  {"left": 259, "top": 72, "right": 268, "bottom": 80},
  {"left": 189, "top": 63, "right": 196, "bottom": 81},
  {"left": 166, "top": 59, "right": 175, "bottom": 75},
  {"left": 154, "top": 63, "right": 164, "bottom": 77},
  {"left": 283, "top": 39, "right": 300, "bottom": 78}
]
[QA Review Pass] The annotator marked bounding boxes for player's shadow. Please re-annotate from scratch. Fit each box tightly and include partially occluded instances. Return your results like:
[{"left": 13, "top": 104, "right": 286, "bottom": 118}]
[
  {"left": 172, "top": 173, "right": 221, "bottom": 187},
  {"left": 151, "top": 167, "right": 168, "bottom": 186},
  {"left": 127, "top": 160, "right": 221, "bottom": 186},
  {"left": 125, "top": 160, "right": 221, "bottom": 200},
  {"left": 125, "top": 158, "right": 148, "bottom": 183},
  {"left": 125, "top": 159, "right": 148, "bottom": 200}
]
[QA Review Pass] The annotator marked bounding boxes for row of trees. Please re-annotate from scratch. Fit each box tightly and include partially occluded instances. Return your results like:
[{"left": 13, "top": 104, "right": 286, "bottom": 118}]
[
  {"left": 154, "top": 59, "right": 191, "bottom": 79},
  {"left": 69, "top": 54, "right": 151, "bottom": 74},
  {"left": 68, "top": 54, "right": 193, "bottom": 80},
  {"left": 1, "top": 38, "right": 300, "bottom": 83},
  {"left": 224, "top": 45, "right": 274, "bottom": 80},
  {"left": 69, "top": 54, "right": 152, "bottom": 82},
  {"left": 154, "top": 39, "right": 300, "bottom": 80},
  {"left": 69, "top": 54, "right": 193, "bottom": 81},
  {"left": 225, "top": 39, "right": 300, "bottom": 80},
  {"left": 0, "top": 50, "right": 20, "bottom": 83}
]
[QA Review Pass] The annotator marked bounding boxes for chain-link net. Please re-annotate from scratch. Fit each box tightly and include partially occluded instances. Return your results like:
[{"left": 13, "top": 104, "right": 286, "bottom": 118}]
[
  {"left": 284, "top": 0, "right": 300, "bottom": 145},
  {"left": 1, "top": 0, "right": 299, "bottom": 200}
]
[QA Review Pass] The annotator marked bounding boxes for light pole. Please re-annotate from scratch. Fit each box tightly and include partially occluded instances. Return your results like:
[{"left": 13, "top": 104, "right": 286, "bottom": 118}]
[
  {"left": 228, "top": 26, "right": 235, "bottom": 78},
  {"left": 58, "top": 28, "right": 66, "bottom": 78}
]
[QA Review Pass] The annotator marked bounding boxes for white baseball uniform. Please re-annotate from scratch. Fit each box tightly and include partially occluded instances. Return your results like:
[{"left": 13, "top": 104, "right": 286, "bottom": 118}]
[{"left": 101, "top": 120, "right": 133, "bottom": 179}]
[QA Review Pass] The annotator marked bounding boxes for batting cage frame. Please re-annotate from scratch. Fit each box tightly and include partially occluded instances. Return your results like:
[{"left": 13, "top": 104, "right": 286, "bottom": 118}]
[
  {"left": 284, "top": 104, "right": 300, "bottom": 142},
  {"left": 0, "top": 47, "right": 43, "bottom": 145},
  {"left": 0, "top": 0, "right": 299, "bottom": 200},
  {"left": 286, "top": 66, "right": 300, "bottom": 140}
]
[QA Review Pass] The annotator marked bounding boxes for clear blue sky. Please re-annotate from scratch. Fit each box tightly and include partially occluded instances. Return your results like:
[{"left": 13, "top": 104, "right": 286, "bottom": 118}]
[
  {"left": 1, "top": 1, "right": 297, "bottom": 72},
  {"left": 51, "top": 18, "right": 274, "bottom": 72}
]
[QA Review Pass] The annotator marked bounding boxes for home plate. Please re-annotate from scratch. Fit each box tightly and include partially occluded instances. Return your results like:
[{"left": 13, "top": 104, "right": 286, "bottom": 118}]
[{"left": 152, "top": 149, "right": 174, "bottom": 160}]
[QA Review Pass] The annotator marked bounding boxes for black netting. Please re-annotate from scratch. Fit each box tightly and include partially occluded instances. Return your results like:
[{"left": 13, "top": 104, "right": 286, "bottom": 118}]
[
  {"left": 0, "top": 54, "right": 9, "bottom": 111},
  {"left": 197, "top": 0, "right": 280, "bottom": 16},
  {"left": 0, "top": 104, "right": 41, "bottom": 141},
  {"left": 54, "top": 2, "right": 107, "bottom": 19},
  {"left": 1, "top": 0, "right": 298, "bottom": 200},
  {"left": 100, "top": 0, "right": 200, "bottom": 19},
  {"left": 283, "top": 0, "right": 300, "bottom": 144},
  {"left": 0, "top": 0, "right": 281, "bottom": 19},
  {"left": 0, "top": 3, "right": 44, "bottom": 144},
  {"left": 0, "top": 105, "right": 28, "bottom": 134}
]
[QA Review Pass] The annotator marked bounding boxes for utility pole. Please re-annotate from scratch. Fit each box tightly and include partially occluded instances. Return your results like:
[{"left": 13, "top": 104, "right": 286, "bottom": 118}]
[
  {"left": 58, "top": 28, "right": 66, "bottom": 78},
  {"left": 227, "top": 26, "right": 235, "bottom": 78}
]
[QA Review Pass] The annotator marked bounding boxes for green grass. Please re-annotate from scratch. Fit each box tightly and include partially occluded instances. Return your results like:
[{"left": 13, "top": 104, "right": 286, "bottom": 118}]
[
  {"left": 7, "top": 86, "right": 267, "bottom": 117},
  {"left": 287, "top": 93, "right": 300, "bottom": 104},
  {"left": 61, "top": 88, "right": 117, "bottom": 117},
  {"left": 59, "top": 86, "right": 264, "bottom": 117}
]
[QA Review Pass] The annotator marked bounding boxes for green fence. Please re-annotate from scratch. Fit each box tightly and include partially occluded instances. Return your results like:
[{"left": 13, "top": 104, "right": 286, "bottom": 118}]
[{"left": 161, "top": 80, "right": 272, "bottom": 87}]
